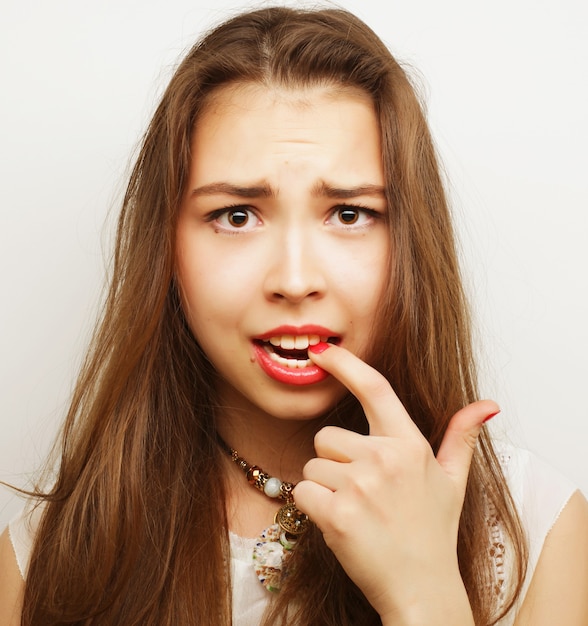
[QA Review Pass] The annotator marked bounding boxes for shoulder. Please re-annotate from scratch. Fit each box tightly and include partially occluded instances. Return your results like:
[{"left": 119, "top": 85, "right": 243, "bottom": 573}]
[
  {"left": 515, "top": 489, "right": 588, "bottom": 625},
  {"left": 0, "top": 525, "right": 25, "bottom": 626},
  {"left": 0, "top": 501, "right": 45, "bottom": 626},
  {"left": 4, "top": 503, "right": 44, "bottom": 583},
  {"left": 499, "top": 445, "right": 577, "bottom": 556},
  {"left": 495, "top": 444, "right": 588, "bottom": 624}
]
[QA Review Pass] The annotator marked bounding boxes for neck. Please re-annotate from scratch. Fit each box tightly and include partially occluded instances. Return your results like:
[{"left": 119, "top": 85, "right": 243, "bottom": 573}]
[{"left": 215, "top": 398, "right": 321, "bottom": 485}]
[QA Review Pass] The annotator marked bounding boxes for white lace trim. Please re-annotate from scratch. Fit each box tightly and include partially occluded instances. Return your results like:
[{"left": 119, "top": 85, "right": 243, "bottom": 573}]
[
  {"left": 486, "top": 487, "right": 508, "bottom": 609},
  {"left": 485, "top": 451, "right": 512, "bottom": 612}
]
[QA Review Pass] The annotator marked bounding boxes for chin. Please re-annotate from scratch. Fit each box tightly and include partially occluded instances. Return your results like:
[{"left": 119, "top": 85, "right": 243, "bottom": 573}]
[
  {"left": 216, "top": 377, "right": 344, "bottom": 422},
  {"left": 259, "top": 384, "right": 348, "bottom": 422}
]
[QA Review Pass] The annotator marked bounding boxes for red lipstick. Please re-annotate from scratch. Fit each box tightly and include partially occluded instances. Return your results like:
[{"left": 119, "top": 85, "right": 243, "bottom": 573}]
[
  {"left": 253, "top": 325, "right": 339, "bottom": 385},
  {"left": 255, "top": 325, "right": 337, "bottom": 341}
]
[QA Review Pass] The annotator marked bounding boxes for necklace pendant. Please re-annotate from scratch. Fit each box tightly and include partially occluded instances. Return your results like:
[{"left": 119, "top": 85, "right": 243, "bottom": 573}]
[
  {"left": 253, "top": 522, "right": 302, "bottom": 592},
  {"left": 220, "top": 440, "right": 311, "bottom": 591},
  {"left": 275, "top": 502, "right": 309, "bottom": 536}
]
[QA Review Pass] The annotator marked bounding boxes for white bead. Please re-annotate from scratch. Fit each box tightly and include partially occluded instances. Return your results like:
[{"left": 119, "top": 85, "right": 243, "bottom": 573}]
[{"left": 263, "top": 477, "right": 282, "bottom": 498}]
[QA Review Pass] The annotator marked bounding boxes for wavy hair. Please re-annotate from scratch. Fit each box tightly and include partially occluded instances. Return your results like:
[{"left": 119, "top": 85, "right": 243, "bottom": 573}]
[{"left": 22, "top": 6, "right": 526, "bottom": 625}]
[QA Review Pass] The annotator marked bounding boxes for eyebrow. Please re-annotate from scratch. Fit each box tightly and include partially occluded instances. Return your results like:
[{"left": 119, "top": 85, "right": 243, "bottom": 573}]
[
  {"left": 189, "top": 180, "right": 385, "bottom": 200},
  {"left": 312, "top": 181, "right": 385, "bottom": 199},
  {"left": 190, "top": 182, "right": 275, "bottom": 199}
]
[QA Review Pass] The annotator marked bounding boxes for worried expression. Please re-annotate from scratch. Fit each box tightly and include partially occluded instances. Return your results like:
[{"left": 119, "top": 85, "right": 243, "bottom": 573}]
[{"left": 175, "top": 84, "right": 390, "bottom": 421}]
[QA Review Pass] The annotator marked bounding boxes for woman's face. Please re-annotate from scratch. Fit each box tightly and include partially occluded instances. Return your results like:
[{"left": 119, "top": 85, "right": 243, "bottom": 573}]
[{"left": 176, "top": 83, "right": 389, "bottom": 421}]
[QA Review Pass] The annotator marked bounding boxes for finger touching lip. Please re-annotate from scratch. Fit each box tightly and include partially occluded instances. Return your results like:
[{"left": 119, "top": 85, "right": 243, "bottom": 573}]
[{"left": 308, "top": 342, "right": 418, "bottom": 438}]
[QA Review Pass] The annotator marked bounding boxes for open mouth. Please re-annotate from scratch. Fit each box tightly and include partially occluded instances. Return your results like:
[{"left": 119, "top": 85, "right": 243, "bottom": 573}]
[{"left": 254, "top": 334, "right": 339, "bottom": 369}]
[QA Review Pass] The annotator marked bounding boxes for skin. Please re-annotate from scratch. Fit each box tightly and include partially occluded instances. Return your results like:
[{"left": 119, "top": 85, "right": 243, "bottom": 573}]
[
  {"left": 176, "top": 83, "right": 588, "bottom": 624},
  {"left": 1, "top": 84, "right": 587, "bottom": 625},
  {"left": 176, "top": 83, "right": 490, "bottom": 622},
  {"left": 297, "top": 342, "right": 495, "bottom": 623},
  {"left": 0, "top": 528, "right": 23, "bottom": 626},
  {"left": 298, "top": 344, "right": 588, "bottom": 625},
  {"left": 176, "top": 83, "right": 391, "bottom": 480}
]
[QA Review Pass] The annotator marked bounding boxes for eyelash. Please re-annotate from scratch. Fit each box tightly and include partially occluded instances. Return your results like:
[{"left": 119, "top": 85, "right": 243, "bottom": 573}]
[
  {"left": 205, "top": 205, "right": 258, "bottom": 230},
  {"left": 329, "top": 204, "right": 381, "bottom": 227},
  {"left": 204, "top": 203, "right": 382, "bottom": 231}
]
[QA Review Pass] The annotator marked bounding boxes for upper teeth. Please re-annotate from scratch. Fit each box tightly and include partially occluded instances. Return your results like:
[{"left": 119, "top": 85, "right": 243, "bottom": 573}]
[{"left": 268, "top": 335, "right": 325, "bottom": 349}]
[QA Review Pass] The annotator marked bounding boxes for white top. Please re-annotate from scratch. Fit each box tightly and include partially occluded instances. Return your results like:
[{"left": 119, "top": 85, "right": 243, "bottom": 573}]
[
  {"left": 8, "top": 446, "right": 577, "bottom": 625},
  {"left": 494, "top": 446, "right": 577, "bottom": 624}
]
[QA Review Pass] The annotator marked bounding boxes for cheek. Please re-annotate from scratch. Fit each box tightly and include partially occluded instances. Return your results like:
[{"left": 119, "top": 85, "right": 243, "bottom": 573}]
[
  {"left": 175, "top": 272, "right": 235, "bottom": 366},
  {"left": 178, "top": 269, "right": 226, "bottom": 328},
  {"left": 366, "top": 235, "right": 391, "bottom": 295},
  {"left": 175, "top": 249, "right": 257, "bottom": 337},
  {"left": 338, "top": 241, "right": 391, "bottom": 344},
  {"left": 337, "top": 239, "right": 390, "bottom": 301},
  {"left": 175, "top": 246, "right": 215, "bottom": 332}
]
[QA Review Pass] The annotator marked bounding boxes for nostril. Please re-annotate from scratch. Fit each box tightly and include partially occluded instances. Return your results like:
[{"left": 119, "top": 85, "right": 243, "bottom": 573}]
[{"left": 271, "top": 290, "right": 321, "bottom": 301}]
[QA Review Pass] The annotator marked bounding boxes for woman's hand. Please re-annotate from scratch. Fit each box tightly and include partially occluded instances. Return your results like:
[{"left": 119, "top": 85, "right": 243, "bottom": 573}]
[{"left": 293, "top": 343, "right": 498, "bottom": 625}]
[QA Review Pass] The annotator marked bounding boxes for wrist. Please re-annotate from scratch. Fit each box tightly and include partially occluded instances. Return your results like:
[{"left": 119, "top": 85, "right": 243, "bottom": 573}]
[{"left": 379, "top": 572, "right": 475, "bottom": 626}]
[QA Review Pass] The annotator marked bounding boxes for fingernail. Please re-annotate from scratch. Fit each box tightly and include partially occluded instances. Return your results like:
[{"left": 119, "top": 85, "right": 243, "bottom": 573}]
[
  {"left": 483, "top": 410, "right": 501, "bottom": 424},
  {"left": 308, "top": 342, "right": 331, "bottom": 354}
]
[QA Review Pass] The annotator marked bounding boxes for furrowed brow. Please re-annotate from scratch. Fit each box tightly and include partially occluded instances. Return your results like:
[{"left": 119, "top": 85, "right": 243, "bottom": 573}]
[
  {"left": 313, "top": 181, "right": 386, "bottom": 199},
  {"left": 190, "top": 182, "right": 275, "bottom": 199}
]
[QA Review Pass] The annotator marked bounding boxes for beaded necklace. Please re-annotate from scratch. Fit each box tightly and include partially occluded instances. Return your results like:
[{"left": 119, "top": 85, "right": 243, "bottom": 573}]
[{"left": 223, "top": 442, "right": 310, "bottom": 591}]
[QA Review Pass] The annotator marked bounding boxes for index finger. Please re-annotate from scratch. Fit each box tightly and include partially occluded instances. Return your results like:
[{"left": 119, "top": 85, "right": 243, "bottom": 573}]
[{"left": 309, "top": 342, "right": 421, "bottom": 438}]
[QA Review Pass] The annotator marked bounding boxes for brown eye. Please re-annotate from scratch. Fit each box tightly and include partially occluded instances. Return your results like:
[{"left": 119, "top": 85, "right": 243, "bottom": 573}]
[
  {"left": 210, "top": 206, "right": 261, "bottom": 232},
  {"left": 338, "top": 208, "right": 360, "bottom": 224},
  {"left": 227, "top": 209, "right": 249, "bottom": 227}
]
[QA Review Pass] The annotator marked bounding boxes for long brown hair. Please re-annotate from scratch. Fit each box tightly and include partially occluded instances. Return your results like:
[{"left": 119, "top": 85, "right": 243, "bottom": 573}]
[{"left": 21, "top": 6, "right": 526, "bottom": 625}]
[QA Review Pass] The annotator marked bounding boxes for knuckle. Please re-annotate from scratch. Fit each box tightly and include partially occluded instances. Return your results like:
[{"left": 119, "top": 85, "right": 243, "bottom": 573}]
[
  {"left": 400, "top": 439, "right": 432, "bottom": 473},
  {"left": 302, "top": 457, "right": 321, "bottom": 479},
  {"left": 345, "top": 460, "right": 382, "bottom": 497},
  {"left": 365, "top": 438, "right": 431, "bottom": 477},
  {"left": 362, "top": 374, "right": 392, "bottom": 400},
  {"left": 313, "top": 425, "right": 336, "bottom": 451},
  {"left": 408, "top": 436, "right": 432, "bottom": 458},
  {"left": 461, "top": 429, "right": 479, "bottom": 451},
  {"left": 325, "top": 498, "right": 356, "bottom": 536},
  {"left": 370, "top": 444, "right": 394, "bottom": 469}
]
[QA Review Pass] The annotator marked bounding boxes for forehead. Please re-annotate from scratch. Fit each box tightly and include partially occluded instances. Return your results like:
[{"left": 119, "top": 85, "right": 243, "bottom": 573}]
[
  {"left": 193, "top": 83, "right": 381, "bottom": 156},
  {"left": 189, "top": 83, "right": 383, "bottom": 186},
  {"left": 200, "top": 81, "right": 375, "bottom": 117}
]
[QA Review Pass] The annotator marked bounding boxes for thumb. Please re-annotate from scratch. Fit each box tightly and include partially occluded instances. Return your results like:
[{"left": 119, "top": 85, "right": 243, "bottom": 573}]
[{"left": 436, "top": 400, "right": 500, "bottom": 492}]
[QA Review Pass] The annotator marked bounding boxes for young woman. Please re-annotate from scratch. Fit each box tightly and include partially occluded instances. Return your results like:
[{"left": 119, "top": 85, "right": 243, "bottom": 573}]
[{"left": 1, "top": 6, "right": 586, "bottom": 625}]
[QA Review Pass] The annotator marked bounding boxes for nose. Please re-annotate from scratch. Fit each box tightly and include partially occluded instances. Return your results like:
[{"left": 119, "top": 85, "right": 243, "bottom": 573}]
[{"left": 263, "top": 224, "right": 326, "bottom": 304}]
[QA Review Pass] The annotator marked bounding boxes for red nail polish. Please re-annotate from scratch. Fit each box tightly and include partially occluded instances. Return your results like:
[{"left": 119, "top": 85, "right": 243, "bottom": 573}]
[
  {"left": 483, "top": 410, "right": 500, "bottom": 424},
  {"left": 309, "top": 342, "right": 331, "bottom": 354}
]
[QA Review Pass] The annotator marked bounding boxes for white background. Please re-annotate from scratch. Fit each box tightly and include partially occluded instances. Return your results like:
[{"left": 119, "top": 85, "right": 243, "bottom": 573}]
[{"left": 1, "top": 0, "right": 586, "bottom": 527}]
